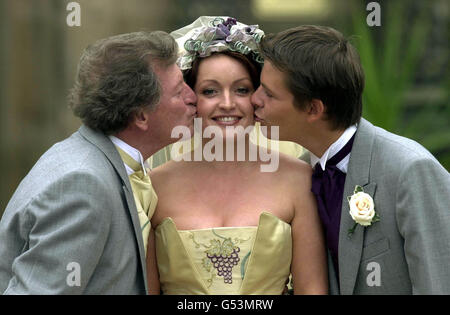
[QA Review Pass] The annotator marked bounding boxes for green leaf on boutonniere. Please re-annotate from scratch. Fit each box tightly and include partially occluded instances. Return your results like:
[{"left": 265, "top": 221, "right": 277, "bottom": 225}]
[
  {"left": 372, "top": 212, "right": 381, "bottom": 223},
  {"left": 348, "top": 223, "right": 358, "bottom": 237},
  {"left": 354, "top": 185, "right": 364, "bottom": 194}
]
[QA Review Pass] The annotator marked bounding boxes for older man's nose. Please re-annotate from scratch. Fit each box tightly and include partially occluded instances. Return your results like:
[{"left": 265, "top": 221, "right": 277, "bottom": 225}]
[{"left": 184, "top": 83, "right": 197, "bottom": 106}]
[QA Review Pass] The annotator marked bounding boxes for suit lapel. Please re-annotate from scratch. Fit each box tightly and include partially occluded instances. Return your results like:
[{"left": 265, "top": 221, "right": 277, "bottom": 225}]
[
  {"left": 78, "top": 125, "right": 148, "bottom": 292},
  {"left": 338, "top": 118, "right": 377, "bottom": 294},
  {"left": 78, "top": 125, "right": 130, "bottom": 189},
  {"left": 121, "top": 184, "right": 148, "bottom": 286}
]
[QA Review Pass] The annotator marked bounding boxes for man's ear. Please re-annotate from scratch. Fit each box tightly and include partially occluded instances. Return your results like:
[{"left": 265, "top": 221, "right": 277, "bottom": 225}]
[
  {"left": 305, "top": 99, "right": 326, "bottom": 123},
  {"left": 133, "top": 107, "right": 150, "bottom": 131}
]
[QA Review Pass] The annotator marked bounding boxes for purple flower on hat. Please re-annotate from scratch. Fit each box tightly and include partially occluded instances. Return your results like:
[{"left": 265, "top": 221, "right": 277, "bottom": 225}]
[
  {"left": 223, "top": 17, "right": 237, "bottom": 27},
  {"left": 216, "top": 23, "right": 230, "bottom": 38}
]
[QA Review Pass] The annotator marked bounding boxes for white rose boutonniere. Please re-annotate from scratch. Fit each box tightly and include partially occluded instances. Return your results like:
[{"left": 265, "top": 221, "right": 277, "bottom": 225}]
[{"left": 347, "top": 185, "right": 380, "bottom": 236}]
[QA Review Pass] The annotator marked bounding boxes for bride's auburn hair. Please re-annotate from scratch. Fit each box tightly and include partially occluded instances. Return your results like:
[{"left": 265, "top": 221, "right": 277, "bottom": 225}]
[{"left": 183, "top": 51, "right": 261, "bottom": 90}]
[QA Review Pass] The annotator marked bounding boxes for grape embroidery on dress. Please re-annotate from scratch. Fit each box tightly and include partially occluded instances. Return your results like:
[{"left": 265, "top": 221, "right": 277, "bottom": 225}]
[{"left": 187, "top": 229, "right": 251, "bottom": 287}]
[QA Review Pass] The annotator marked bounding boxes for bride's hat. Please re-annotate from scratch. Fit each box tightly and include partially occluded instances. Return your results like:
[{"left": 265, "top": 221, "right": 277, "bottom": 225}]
[{"left": 170, "top": 16, "right": 265, "bottom": 70}]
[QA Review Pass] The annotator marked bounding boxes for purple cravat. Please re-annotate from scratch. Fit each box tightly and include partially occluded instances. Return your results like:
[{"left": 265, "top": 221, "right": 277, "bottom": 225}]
[{"left": 311, "top": 134, "right": 355, "bottom": 279}]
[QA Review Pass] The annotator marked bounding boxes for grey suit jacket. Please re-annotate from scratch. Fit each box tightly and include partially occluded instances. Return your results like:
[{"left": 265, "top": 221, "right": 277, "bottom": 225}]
[
  {"left": 302, "top": 118, "right": 450, "bottom": 294},
  {"left": 0, "top": 125, "right": 148, "bottom": 294}
]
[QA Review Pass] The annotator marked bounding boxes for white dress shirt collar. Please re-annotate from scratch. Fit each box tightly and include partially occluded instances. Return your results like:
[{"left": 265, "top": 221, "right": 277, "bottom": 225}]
[
  {"left": 109, "top": 136, "right": 150, "bottom": 176},
  {"left": 310, "top": 125, "right": 357, "bottom": 174}
]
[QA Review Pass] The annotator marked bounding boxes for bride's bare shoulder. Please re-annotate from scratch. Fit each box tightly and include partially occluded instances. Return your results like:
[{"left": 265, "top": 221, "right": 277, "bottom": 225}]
[
  {"left": 150, "top": 160, "right": 190, "bottom": 187},
  {"left": 273, "top": 152, "right": 313, "bottom": 190},
  {"left": 277, "top": 152, "right": 312, "bottom": 175}
]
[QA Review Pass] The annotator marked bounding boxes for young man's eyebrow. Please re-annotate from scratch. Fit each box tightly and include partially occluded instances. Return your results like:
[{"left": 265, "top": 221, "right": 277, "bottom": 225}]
[{"left": 261, "top": 83, "right": 275, "bottom": 95}]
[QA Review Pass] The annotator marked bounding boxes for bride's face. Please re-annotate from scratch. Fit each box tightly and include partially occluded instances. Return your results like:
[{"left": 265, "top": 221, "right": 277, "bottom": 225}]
[{"left": 193, "top": 54, "right": 255, "bottom": 136}]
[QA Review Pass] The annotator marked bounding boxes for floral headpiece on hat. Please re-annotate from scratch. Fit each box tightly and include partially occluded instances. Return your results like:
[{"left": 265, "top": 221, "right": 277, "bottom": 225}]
[{"left": 170, "top": 16, "right": 265, "bottom": 70}]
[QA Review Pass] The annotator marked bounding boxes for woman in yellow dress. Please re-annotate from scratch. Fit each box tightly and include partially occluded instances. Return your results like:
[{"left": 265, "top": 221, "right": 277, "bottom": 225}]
[{"left": 146, "top": 16, "right": 327, "bottom": 295}]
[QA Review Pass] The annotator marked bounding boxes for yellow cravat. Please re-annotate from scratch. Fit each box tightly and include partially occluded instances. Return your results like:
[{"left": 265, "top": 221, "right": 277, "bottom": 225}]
[{"left": 116, "top": 146, "right": 158, "bottom": 256}]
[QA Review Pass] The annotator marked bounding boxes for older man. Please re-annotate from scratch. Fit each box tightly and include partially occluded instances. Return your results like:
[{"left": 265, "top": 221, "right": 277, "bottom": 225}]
[{"left": 0, "top": 31, "right": 196, "bottom": 294}]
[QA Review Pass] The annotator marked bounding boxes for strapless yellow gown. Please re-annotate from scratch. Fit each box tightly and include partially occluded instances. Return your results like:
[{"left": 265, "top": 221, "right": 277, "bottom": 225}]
[{"left": 154, "top": 212, "right": 292, "bottom": 295}]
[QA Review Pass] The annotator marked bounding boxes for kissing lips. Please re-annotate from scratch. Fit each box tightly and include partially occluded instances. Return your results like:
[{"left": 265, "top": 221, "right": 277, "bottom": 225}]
[{"left": 253, "top": 113, "right": 265, "bottom": 123}]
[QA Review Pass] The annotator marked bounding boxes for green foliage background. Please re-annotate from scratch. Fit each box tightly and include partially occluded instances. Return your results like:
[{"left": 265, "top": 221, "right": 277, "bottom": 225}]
[{"left": 351, "top": 1, "right": 449, "bottom": 169}]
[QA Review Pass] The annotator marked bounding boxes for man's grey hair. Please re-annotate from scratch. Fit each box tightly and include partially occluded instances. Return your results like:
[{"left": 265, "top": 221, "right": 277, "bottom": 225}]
[{"left": 69, "top": 31, "right": 178, "bottom": 135}]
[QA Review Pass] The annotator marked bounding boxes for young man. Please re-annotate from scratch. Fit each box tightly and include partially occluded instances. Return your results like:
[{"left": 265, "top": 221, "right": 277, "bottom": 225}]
[
  {"left": 0, "top": 31, "right": 196, "bottom": 294},
  {"left": 252, "top": 25, "right": 450, "bottom": 294}
]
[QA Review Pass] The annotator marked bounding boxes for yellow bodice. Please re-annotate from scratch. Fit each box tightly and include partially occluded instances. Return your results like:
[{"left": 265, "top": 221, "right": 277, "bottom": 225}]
[{"left": 154, "top": 212, "right": 292, "bottom": 295}]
